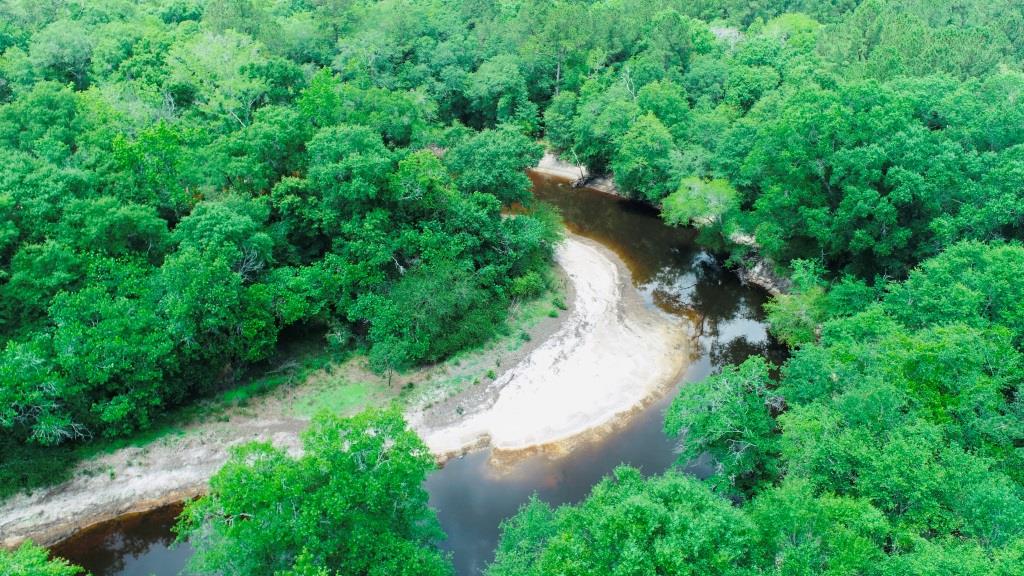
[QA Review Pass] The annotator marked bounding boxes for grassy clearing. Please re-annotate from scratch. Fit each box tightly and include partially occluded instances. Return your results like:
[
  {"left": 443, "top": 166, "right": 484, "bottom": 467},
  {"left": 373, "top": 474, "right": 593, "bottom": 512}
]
[{"left": 292, "top": 379, "right": 377, "bottom": 418}]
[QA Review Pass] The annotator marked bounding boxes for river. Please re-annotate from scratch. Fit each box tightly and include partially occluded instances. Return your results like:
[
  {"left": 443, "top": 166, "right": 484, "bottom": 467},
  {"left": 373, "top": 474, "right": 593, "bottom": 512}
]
[{"left": 52, "top": 173, "right": 784, "bottom": 575}]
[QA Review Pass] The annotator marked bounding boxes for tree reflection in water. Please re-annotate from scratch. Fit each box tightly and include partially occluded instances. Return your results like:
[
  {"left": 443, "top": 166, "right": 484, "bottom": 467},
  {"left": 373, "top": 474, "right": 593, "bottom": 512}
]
[{"left": 51, "top": 504, "right": 191, "bottom": 576}]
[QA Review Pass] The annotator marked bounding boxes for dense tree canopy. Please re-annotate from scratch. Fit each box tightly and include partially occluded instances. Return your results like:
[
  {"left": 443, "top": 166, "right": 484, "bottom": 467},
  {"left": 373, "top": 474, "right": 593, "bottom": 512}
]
[
  {"left": 488, "top": 468, "right": 755, "bottom": 576},
  {"left": 177, "top": 410, "right": 451, "bottom": 576},
  {"left": 491, "top": 243, "right": 1024, "bottom": 576},
  {"left": 0, "top": 0, "right": 565, "bottom": 483},
  {"left": 4, "top": 1, "right": 1020, "bottom": 452},
  {"left": 5, "top": 1, "right": 1024, "bottom": 574},
  {"left": 521, "top": 0, "right": 1024, "bottom": 279}
]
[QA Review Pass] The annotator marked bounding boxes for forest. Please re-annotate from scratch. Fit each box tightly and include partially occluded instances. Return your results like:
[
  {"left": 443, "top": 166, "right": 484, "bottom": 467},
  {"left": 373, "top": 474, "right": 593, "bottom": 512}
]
[{"left": 2, "top": 0, "right": 1024, "bottom": 574}]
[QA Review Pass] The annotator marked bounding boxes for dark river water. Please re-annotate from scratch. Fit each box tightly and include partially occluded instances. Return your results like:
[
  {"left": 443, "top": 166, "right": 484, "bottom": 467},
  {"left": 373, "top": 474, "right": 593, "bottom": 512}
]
[{"left": 52, "top": 173, "right": 783, "bottom": 576}]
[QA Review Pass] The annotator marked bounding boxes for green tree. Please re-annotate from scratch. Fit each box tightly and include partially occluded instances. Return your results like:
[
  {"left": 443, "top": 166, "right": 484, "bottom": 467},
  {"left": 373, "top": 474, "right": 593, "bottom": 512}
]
[
  {"left": 661, "top": 176, "right": 739, "bottom": 228},
  {"left": 487, "top": 496, "right": 557, "bottom": 576},
  {"left": 57, "top": 197, "right": 169, "bottom": 260},
  {"left": 156, "top": 245, "right": 252, "bottom": 364},
  {"left": 306, "top": 124, "right": 394, "bottom": 224},
  {"left": 0, "top": 541, "right": 84, "bottom": 576},
  {"left": 49, "top": 281, "right": 174, "bottom": 437},
  {"left": 110, "top": 120, "right": 202, "bottom": 221},
  {"left": 541, "top": 90, "right": 577, "bottom": 153},
  {"left": 172, "top": 196, "right": 275, "bottom": 279},
  {"left": 176, "top": 410, "right": 452, "bottom": 576},
  {"left": 355, "top": 259, "right": 505, "bottom": 372},
  {"left": 487, "top": 468, "right": 756, "bottom": 576},
  {"left": 883, "top": 242, "right": 1024, "bottom": 342},
  {"left": 165, "top": 29, "right": 269, "bottom": 126},
  {"left": 665, "top": 356, "right": 781, "bottom": 498},
  {"left": 571, "top": 86, "right": 639, "bottom": 173},
  {"left": 203, "top": 0, "right": 270, "bottom": 40},
  {"left": 637, "top": 79, "right": 692, "bottom": 142},
  {"left": 28, "top": 20, "right": 93, "bottom": 88},
  {"left": 611, "top": 113, "right": 678, "bottom": 202},
  {"left": 213, "top": 105, "right": 311, "bottom": 195},
  {"left": 749, "top": 479, "right": 891, "bottom": 576},
  {"left": 1, "top": 241, "right": 81, "bottom": 332},
  {"left": 0, "top": 336, "right": 76, "bottom": 446},
  {"left": 444, "top": 125, "right": 543, "bottom": 205},
  {"left": 762, "top": 260, "right": 829, "bottom": 347},
  {"left": 296, "top": 68, "right": 342, "bottom": 128},
  {"left": 466, "top": 54, "right": 536, "bottom": 130}
]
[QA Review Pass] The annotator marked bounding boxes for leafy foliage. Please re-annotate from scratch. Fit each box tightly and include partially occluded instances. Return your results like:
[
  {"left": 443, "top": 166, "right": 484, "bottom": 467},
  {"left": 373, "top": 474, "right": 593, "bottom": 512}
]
[
  {"left": 487, "top": 468, "right": 755, "bottom": 576},
  {"left": 0, "top": 541, "right": 84, "bottom": 576},
  {"left": 6, "top": 1, "right": 1024, "bottom": 574},
  {"left": 0, "top": 1, "right": 562, "bottom": 459},
  {"left": 665, "top": 356, "right": 780, "bottom": 497},
  {"left": 519, "top": 0, "right": 1024, "bottom": 280},
  {"left": 176, "top": 410, "right": 451, "bottom": 576},
  {"left": 662, "top": 177, "right": 739, "bottom": 228},
  {"left": 493, "top": 241, "right": 1024, "bottom": 576}
]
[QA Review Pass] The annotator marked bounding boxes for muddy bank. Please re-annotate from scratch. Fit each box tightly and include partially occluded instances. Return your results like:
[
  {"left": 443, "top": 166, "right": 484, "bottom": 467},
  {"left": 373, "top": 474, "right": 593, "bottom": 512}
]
[
  {"left": 412, "top": 235, "right": 690, "bottom": 460},
  {"left": 0, "top": 416, "right": 305, "bottom": 550}
]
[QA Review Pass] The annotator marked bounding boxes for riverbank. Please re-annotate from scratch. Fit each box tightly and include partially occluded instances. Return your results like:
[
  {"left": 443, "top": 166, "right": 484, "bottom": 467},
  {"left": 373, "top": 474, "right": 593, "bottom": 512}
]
[
  {"left": 0, "top": 293, "right": 566, "bottom": 550},
  {"left": 411, "top": 236, "right": 690, "bottom": 460},
  {"left": 532, "top": 152, "right": 619, "bottom": 195},
  {"left": 530, "top": 154, "right": 790, "bottom": 295},
  {"left": 0, "top": 231, "right": 689, "bottom": 550}
]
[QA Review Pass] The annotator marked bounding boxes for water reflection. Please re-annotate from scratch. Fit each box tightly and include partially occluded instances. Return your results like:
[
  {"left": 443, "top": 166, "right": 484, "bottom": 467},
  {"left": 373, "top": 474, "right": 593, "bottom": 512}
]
[
  {"left": 53, "top": 174, "right": 783, "bottom": 576},
  {"left": 50, "top": 504, "right": 191, "bottom": 576},
  {"left": 426, "top": 389, "right": 679, "bottom": 576},
  {"left": 427, "top": 175, "right": 785, "bottom": 575},
  {"left": 530, "top": 174, "right": 782, "bottom": 369}
]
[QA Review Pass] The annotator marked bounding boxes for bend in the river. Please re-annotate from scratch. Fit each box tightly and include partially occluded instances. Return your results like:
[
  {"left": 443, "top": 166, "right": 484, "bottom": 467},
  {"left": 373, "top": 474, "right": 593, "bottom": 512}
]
[
  {"left": 412, "top": 235, "right": 691, "bottom": 458},
  {"left": 42, "top": 172, "right": 783, "bottom": 576}
]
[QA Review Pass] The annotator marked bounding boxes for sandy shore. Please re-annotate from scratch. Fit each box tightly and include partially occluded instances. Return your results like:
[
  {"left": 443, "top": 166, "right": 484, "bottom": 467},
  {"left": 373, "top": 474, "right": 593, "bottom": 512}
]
[
  {"left": 532, "top": 152, "right": 619, "bottom": 195},
  {"left": 412, "top": 236, "right": 688, "bottom": 458},
  {"left": 533, "top": 152, "right": 589, "bottom": 181},
  {"left": 0, "top": 227, "right": 689, "bottom": 550},
  {"left": 0, "top": 414, "right": 306, "bottom": 549}
]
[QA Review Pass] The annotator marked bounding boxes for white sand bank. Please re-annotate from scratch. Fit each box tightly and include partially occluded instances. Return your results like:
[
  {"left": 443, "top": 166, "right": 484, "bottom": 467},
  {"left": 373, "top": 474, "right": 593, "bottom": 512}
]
[
  {"left": 0, "top": 235, "right": 690, "bottom": 550},
  {"left": 531, "top": 153, "right": 618, "bottom": 195},
  {"left": 415, "top": 236, "right": 689, "bottom": 457},
  {"left": 532, "top": 152, "right": 590, "bottom": 181}
]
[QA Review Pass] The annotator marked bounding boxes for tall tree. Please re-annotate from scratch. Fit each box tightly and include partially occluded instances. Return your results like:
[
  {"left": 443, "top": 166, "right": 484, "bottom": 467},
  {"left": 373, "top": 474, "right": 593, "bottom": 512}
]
[{"left": 176, "top": 410, "right": 452, "bottom": 576}]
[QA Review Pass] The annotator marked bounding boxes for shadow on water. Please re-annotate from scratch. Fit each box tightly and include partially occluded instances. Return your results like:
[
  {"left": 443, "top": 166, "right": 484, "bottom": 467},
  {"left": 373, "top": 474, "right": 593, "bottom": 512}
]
[
  {"left": 429, "top": 174, "right": 784, "bottom": 575},
  {"left": 50, "top": 504, "right": 191, "bottom": 576},
  {"left": 52, "top": 173, "right": 785, "bottom": 576}
]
